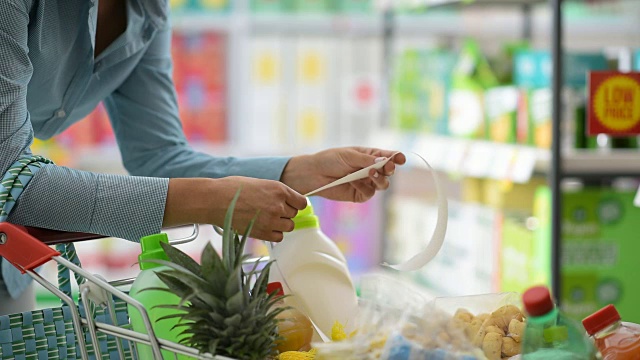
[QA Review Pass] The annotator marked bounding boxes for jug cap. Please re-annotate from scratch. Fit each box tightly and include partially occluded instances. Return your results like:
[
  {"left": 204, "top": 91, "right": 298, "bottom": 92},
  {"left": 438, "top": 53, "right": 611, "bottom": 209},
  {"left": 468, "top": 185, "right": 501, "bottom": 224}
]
[
  {"left": 267, "top": 282, "right": 285, "bottom": 297},
  {"left": 138, "top": 233, "right": 170, "bottom": 270},
  {"left": 523, "top": 286, "right": 555, "bottom": 317},
  {"left": 582, "top": 304, "right": 621, "bottom": 335},
  {"left": 293, "top": 200, "right": 319, "bottom": 230}
]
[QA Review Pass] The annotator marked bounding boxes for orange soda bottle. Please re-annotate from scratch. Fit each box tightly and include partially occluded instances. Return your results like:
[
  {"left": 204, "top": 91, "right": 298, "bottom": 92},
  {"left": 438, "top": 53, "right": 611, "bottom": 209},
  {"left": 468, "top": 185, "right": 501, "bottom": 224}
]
[{"left": 582, "top": 304, "right": 640, "bottom": 360}]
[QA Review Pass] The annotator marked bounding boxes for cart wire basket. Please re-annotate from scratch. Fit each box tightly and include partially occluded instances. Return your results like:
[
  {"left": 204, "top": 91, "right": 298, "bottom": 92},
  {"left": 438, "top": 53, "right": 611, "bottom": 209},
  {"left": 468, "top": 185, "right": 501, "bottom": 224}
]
[{"left": 0, "top": 223, "right": 264, "bottom": 360}]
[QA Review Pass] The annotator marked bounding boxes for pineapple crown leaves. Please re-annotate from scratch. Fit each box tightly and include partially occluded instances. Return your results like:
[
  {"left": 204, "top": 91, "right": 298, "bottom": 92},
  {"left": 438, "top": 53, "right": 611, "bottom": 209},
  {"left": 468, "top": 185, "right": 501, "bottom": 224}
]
[{"left": 149, "top": 189, "right": 284, "bottom": 359}]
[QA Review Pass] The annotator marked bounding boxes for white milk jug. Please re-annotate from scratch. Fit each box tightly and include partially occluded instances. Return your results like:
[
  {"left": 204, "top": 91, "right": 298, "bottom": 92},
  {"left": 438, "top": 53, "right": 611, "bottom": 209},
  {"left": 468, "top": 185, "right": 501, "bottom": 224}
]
[{"left": 268, "top": 200, "right": 358, "bottom": 341}]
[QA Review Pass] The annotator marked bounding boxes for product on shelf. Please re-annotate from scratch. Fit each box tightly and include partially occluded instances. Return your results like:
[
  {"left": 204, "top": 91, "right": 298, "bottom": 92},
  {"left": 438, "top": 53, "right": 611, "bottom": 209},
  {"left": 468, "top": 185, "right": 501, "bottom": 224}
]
[
  {"left": 582, "top": 304, "right": 640, "bottom": 359},
  {"left": 526, "top": 87, "right": 552, "bottom": 148},
  {"left": 392, "top": 48, "right": 454, "bottom": 134},
  {"left": 251, "top": 0, "right": 291, "bottom": 12},
  {"left": 521, "top": 286, "right": 596, "bottom": 359},
  {"left": 293, "top": 37, "right": 334, "bottom": 148},
  {"left": 291, "top": 0, "right": 336, "bottom": 13},
  {"left": 485, "top": 86, "right": 519, "bottom": 143},
  {"left": 339, "top": 0, "right": 373, "bottom": 13},
  {"left": 449, "top": 40, "right": 499, "bottom": 140},
  {"left": 172, "top": 31, "right": 228, "bottom": 145},
  {"left": 561, "top": 184, "right": 640, "bottom": 324},
  {"left": 170, "top": 0, "right": 229, "bottom": 12}
]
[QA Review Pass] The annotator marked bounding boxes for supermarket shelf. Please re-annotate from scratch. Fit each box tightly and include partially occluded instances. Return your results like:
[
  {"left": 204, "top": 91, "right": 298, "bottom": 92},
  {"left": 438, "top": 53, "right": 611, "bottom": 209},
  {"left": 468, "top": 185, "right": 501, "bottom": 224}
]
[
  {"left": 170, "top": 13, "right": 639, "bottom": 39},
  {"left": 250, "top": 14, "right": 383, "bottom": 35},
  {"left": 562, "top": 150, "right": 640, "bottom": 179},
  {"left": 407, "top": 0, "right": 546, "bottom": 8},
  {"left": 170, "top": 12, "right": 234, "bottom": 33},
  {"left": 368, "top": 130, "right": 549, "bottom": 183}
]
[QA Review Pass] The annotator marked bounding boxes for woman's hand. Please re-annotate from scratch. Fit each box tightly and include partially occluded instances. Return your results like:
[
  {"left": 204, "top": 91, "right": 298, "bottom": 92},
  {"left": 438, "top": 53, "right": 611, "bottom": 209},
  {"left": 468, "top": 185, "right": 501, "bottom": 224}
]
[
  {"left": 163, "top": 177, "right": 307, "bottom": 242},
  {"left": 280, "top": 147, "right": 406, "bottom": 203}
]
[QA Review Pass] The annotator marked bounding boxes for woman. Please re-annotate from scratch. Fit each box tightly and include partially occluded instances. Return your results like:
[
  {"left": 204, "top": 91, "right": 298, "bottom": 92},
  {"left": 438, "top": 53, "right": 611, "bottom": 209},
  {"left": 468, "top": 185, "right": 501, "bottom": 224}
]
[{"left": 0, "top": 0, "right": 405, "bottom": 314}]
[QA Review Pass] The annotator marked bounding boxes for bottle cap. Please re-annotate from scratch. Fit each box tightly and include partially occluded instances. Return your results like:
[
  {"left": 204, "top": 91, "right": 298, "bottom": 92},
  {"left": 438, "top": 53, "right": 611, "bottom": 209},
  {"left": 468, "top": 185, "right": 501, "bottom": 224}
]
[
  {"left": 582, "top": 304, "right": 621, "bottom": 335},
  {"left": 292, "top": 199, "right": 319, "bottom": 230},
  {"left": 267, "top": 282, "right": 285, "bottom": 297},
  {"left": 138, "top": 233, "right": 170, "bottom": 270},
  {"left": 523, "top": 286, "right": 555, "bottom": 317}
]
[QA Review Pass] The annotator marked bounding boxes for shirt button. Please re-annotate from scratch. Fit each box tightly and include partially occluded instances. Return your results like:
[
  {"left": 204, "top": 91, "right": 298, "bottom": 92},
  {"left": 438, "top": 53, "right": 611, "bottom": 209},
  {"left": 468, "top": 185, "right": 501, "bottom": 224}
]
[{"left": 56, "top": 109, "right": 66, "bottom": 118}]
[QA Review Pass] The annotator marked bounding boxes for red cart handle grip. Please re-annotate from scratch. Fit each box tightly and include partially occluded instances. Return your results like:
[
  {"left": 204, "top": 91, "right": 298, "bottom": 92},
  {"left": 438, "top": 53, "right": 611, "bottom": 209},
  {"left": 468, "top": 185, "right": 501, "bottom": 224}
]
[{"left": 0, "top": 223, "right": 62, "bottom": 273}]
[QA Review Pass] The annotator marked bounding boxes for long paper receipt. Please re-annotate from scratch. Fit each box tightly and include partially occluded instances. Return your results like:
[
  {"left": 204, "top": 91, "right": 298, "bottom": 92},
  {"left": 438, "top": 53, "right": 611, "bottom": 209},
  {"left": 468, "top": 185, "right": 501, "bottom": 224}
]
[{"left": 304, "top": 152, "right": 448, "bottom": 271}]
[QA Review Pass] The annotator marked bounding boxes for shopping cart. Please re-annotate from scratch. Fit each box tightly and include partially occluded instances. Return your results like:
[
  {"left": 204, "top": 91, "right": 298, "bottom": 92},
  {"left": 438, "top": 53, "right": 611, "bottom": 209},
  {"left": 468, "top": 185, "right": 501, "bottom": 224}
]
[{"left": 0, "top": 222, "right": 264, "bottom": 360}]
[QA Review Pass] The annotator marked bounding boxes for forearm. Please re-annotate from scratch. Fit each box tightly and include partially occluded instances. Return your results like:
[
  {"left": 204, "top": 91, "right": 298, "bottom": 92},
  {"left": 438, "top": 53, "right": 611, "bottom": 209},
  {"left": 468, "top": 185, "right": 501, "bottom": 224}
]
[
  {"left": 163, "top": 178, "right": 215, "bottom": 228},
  {"left": 124, "top": 144, "right": 292, "bottom": 182},
  {"left": 8, "top": 165, "right": 168, "bottom": 241}
]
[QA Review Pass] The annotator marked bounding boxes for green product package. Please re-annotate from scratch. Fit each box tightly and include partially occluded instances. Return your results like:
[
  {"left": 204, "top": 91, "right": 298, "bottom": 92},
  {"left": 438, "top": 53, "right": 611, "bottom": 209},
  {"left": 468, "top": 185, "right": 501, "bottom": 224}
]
[
  {"left": 527, "top": 88, "right": 552, "bottom": 148},
  {"left": 193, "top": 0, "right": 230, "bottom": 12},
  {"left": 338, "top": 0, "right": 373, "bottom": 13},
  {"left": 448, "top": 39, "right": 499, "bottom": 139},
  {"left": 251, "top": 0, "right": 291, "bottom": 12},
  {"left": 129, "top": 233, "right": 194, "bottom": 360},
  {"left": 392, "top": 49, "right": 455, "bottom": 134},
  {"left": 392, "top": 49, "right": 422, "bottom": 131},
  {"left": 501, "top": 187, "right": 552, "bottom": 293},
  {"left": 561, "top": 187, "right": 640, "bottom": 324},
  {"left": 485, "top": 86, "right": 518, "bottom": 143},
  {"left": 291, "top": 0, "right": 336, "bottom": 12},
  {"left": 420, "top": 50, "right": 455, "bottom": 135}
]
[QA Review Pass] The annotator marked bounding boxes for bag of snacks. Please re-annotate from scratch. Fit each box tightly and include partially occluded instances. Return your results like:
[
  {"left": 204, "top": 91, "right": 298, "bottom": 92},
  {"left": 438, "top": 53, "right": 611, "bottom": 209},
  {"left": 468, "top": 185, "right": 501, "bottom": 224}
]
[{"left": 378, "top": 293, "right": 526, "bottom": 360}]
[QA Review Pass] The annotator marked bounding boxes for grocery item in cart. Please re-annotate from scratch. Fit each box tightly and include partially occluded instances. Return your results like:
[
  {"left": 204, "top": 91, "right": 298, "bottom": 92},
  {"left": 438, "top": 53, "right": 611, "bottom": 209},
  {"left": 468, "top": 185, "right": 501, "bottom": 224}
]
[
  {"left": 150, "top": 191, "right": 284, "bottom": 359},
  {"left": 129, "top": 233, "right": 194, "bottom": 359},
  {"left": 582, "top": 304, "right": 640, "bottom": 360},
  {"left": 267, "top": 281, "right": 314, "bottom": 352},
  {"left": 268, "top": 200, "right": 358, "bottom": 341},
  {"left": 521, "top": 286, "right": 595, "bottom": 359}
]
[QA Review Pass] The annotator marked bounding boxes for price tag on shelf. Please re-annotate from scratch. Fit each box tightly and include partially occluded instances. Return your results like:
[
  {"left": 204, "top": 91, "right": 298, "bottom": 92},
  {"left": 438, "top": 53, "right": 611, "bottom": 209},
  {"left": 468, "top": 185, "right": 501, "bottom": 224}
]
[
  {"left": 487, "top": 145, "right": 517, "bottom": 180},
  {"left": 510, "top": 148, "right": 537, "bottom": 183},
  {"left": 462, "top": 142, "right": 494, "bottom": 178},
  {"left": 442, "top": 139, "right": 469, "bottom": 173}
]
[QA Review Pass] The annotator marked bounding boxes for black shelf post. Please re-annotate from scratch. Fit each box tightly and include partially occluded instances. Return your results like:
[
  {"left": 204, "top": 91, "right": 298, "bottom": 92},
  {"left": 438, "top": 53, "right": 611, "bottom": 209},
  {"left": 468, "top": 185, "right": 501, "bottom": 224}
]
[{"left": 550, "top": 0, "right": 563, "bottom": 302}]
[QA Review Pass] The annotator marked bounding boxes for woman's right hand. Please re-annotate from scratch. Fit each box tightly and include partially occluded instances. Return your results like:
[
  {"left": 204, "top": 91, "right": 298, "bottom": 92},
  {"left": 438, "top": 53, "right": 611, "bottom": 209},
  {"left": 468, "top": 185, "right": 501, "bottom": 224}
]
[{"left": 163, "top": 177, "right": 308, "bottom": 242}]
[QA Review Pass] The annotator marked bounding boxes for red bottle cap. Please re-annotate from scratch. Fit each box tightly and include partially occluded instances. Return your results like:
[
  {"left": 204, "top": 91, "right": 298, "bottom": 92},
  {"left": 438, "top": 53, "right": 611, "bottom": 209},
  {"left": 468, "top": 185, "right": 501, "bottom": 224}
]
[
  {"left": 267, "top": 282, "right": 285, "bottom": 297},
  {"left": 523, "top": 286, "right": 555, "bottom": 316},
  {"left": 582, "top": 304, "right": 621, "bottom": 335}
]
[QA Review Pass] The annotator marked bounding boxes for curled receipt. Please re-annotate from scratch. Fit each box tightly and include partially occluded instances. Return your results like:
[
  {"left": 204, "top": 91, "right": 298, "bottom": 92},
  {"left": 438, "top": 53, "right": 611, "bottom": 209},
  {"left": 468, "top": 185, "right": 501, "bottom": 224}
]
[
  {"left": 384, "top": 152, "right": 448, "bottom": 271},
  {"left": 304, "top": 151, "right": 448, "bottom": 271}
]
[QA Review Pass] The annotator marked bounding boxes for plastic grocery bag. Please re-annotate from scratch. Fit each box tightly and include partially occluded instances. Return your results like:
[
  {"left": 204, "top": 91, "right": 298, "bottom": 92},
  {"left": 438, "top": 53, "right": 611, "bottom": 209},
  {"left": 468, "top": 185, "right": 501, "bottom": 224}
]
[{"left": 379, "top": 292, "right": 526, "bottom": 360}]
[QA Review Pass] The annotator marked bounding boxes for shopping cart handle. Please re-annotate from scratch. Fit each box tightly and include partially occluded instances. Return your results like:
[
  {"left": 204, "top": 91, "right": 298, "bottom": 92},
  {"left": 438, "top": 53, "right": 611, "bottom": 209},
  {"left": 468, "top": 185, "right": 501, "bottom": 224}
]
[{"left": 0, "top": 222, "right": 67, "bottom": 273}]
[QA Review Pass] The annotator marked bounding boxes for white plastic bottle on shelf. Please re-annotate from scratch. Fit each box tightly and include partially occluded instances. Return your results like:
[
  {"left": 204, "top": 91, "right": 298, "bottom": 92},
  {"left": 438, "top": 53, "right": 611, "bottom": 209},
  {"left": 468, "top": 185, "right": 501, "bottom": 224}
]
[{"left": 268, "top": 200, "right": 358, "bottom": 341}]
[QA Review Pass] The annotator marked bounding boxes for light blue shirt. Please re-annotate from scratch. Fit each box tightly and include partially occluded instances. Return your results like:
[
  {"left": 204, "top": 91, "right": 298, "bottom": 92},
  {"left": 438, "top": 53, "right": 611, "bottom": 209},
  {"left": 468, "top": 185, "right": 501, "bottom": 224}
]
[{"left": 0, "top": 0, "right": 289, "bottom": 298}]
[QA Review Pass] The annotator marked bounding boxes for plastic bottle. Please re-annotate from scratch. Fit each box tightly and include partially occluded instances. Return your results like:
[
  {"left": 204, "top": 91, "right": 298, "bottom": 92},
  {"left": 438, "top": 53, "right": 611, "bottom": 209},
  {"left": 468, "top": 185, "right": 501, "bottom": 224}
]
[
  {"left": 582, "top": 304, "right": 640, "bottom": 360},
  {"left": 267, "top": 282, "right": 314, "bottom": 352},
  {"left": 521, "top": 286, "right": 595, "bottom": 360},
  {"left": 128, "top": 233, "right": 194, "bottom": 360},
  {"left": 268, "top": 200, "right": 358, "bottom": 341}
]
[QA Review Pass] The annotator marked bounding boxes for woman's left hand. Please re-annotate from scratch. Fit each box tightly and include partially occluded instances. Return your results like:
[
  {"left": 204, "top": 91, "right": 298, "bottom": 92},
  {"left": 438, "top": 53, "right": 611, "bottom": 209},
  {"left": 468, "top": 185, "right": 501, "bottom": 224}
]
[{"left": 281, "top": 147, "right": 406, "bottom": 203}]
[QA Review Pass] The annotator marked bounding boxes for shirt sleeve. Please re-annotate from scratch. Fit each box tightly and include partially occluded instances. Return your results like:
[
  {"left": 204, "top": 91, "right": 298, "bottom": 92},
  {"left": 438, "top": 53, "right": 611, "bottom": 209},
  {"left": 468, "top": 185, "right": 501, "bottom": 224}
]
[
  {"left": 1, "top": 0, "right": 168, "bottom": 242},
  {"left": 103, "top": 21, "right": 291, "bottom": 181}
]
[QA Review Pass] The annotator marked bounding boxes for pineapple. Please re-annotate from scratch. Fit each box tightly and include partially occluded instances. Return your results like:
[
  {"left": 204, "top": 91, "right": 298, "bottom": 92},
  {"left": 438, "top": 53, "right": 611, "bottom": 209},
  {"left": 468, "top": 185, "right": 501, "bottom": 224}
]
[{"left": 148, "top": 190, "right": 285, "bottom": 359}]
